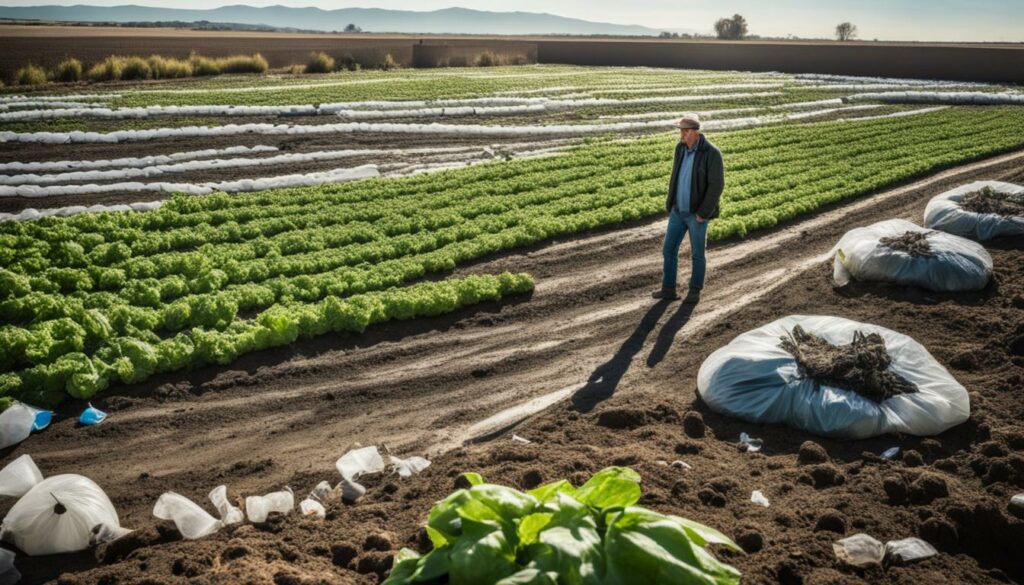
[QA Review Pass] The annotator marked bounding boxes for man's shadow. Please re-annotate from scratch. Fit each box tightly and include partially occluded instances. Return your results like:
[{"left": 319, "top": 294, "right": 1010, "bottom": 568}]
[{"left": 571, "top": 299, "right": 696, "bottom": 413}]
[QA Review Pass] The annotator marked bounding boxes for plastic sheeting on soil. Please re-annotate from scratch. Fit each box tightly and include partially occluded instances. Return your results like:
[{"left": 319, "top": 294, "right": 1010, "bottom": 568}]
[
  {"left": 0, "top": 200, "right": 164, "bottom": 223},
  {"left": 832, "top": 219, "right": 993, "bottom": 292},
  {"left": 696, "top": 315, "right": 970, "bottom": 439},
  {"left": 0, "top": 145, "right": 278, "bottom": 174},
  {"left": 847, "top": 91, "right": 1024, "bottom": 105},
  {"left": 2, "top": 149, "right": 396, "bottom": 185},
  {"left": 0, "top": 164, "right": 380, "bottom": 198},
  {"left": 924, "top": 180, "right": 1024, "bottom": 241},
  {"left": 0, "top": 455, "right": 129, "bottom": 556}
]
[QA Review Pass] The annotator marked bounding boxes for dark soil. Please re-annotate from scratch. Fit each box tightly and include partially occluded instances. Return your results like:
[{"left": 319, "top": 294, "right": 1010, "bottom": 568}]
[
  {"left": 960, "top": 186, "right": 1024, "bottom": 217},
  {"left": 779, "top": 325, "right": 919, "bottom": 403},
  {"left": 879, "top": 230, "right": 934, "bottom": 257}
]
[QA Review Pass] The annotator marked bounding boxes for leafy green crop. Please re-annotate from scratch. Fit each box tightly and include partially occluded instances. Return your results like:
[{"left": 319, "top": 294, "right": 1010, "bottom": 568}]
[{"left": 385, "top": 467, "right": 741, "bottom": 585}]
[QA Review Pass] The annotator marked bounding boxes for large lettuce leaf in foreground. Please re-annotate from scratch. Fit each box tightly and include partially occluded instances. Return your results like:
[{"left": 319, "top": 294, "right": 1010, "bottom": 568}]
[{"left": 385, "top": 467, "right": 741, "bottom": 585}]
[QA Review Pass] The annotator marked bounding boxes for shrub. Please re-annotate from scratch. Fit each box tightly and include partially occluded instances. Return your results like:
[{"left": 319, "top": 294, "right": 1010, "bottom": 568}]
[
  {"left": 51, "top": 58, "right": 83, "bottom": 82},
  {"left": 339, "top": 53, "right": 361, "bottom": 71},
  {"left": 218, "top": 53, "right": 268, "bottom": 74},
  {"left": 148, "top": 55, "right": 192, "bottom": 79},
  {"left": 380, "top": 52, "right": 397, "bottom": 71},
  {"left": 286, "top": 63, "right": 305, "bottom": 75},
  {"left": 304, "top": 51, "right": 335, "bottom": 73},
  {"left": 474, "top": 50, "right": 498, "bottom": 67},
  {"left": 189, "top": 53, "right": 221, "bottom": 76},
  {"left": 15, "top": 64, "right": 47, "bottom": 86},
  {"left": 120, "top": 56, "right": 152, "bottom": 80},
  {"left": 86, "top": 56, "right": 124, "bottom": 81}
]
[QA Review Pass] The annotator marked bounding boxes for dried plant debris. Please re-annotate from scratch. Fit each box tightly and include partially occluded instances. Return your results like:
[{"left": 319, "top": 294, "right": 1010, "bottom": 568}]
[
  {"left": 780, "top": 325, "right": 918, "bottom": 403},
  {"left": 879, "top": 230, "right": 934, "bottom": 257},
  {"left": 959, "top": 186, "right": 1024, "bottom": 217}
]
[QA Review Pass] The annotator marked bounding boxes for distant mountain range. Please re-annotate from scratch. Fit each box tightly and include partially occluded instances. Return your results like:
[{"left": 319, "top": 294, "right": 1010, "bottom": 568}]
[{"left": 0, "top": 4, "right": 699, "bottom": 36}]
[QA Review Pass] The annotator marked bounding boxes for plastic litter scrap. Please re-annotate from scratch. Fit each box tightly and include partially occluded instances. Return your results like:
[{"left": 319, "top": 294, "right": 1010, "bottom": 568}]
[
  {"left": 881, "top": 447, "right": 901, "bottom": 460},
  {"left": 209, "top": 485, "right": 243, "bottom": 526},
  {"left": 389, "top": 455, "right": 431, "bottom": 478},
  {"left": 78, "top": 403, "right": 107, "bottom": 426},
  {"left": 0, "top": 548, "right": 19, "bottom": 585},
  {"left": 671, "top": 460, "right": 692, "bottom": 470},
  {"left": 750, "top": 490, "right": 770, "bottom": 508},
  {"left": 511, "top": 434, "right": 532, "bottom": 445},
  {"left": 153, "top": 485, "right": 243, "bottom": 539},
  {"left": 884, "top": 537, "right": 937, "bottom": 565},
  {"left": 0, "top": 402, "right": 53, "bottom": 450},
  {"left": 739, "top": 432, "right": 763, "bottom": 453},
  {"left": 833, "top": 533, "right": 886, "bottom": 567},
  {"left": 299, "top": 481, "right": 335, "bottom": 519},
  {"left": 244, "top": 487, "right": 294, "bottom": 523}
]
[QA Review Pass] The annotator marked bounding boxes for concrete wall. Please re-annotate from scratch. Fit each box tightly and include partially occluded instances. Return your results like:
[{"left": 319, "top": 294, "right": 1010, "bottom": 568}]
[{"left": 536, "top": 39, "right": 1024, "bottom": 83}]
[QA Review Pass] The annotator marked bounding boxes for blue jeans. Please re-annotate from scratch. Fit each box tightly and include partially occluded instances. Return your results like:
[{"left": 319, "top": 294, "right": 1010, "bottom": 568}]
[{"left": 662, "top": 208, "right": 708, "bottom": 290}]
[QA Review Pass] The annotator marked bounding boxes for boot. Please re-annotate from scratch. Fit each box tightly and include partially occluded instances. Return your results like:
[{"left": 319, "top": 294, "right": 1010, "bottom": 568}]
[
  {"left": 651, "top": 286, "right": 679, "bottom": 300},
  {"left": 683, "top": 288, "right": 702, "bottom": 304}
]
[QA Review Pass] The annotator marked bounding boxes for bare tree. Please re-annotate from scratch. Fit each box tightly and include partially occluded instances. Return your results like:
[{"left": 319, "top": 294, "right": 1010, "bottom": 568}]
[
  {"left": 835, "top": 22, "right": 857, "bottom": 41},
  {"left": 714, "top": 14, "right": 749, "bottom": 40}
]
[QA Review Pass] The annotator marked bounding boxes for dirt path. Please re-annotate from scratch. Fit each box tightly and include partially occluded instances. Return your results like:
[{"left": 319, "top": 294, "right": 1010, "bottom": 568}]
[{"left": 7, "top": 151, "right": 1024, "bottom": 583}]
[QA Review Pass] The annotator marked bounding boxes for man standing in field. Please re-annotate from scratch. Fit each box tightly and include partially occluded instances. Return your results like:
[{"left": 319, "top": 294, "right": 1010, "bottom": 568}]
[{"left": 652, "top": 114, "right": 725, "bottom": 303}]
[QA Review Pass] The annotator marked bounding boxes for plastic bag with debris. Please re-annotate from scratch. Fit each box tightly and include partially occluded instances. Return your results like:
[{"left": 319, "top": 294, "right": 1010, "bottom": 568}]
[
  {"left": 924, "top": 180, "right": 1024, "bottom": 241},
  {"left": 832, "top": 219, "right": 992, "bottom": 292},
  {"left": 697, "top": 315, "right": 970, "bottom": 439},
  {"left": 0, "top": 455, "right": 129, "bottom": 555}
]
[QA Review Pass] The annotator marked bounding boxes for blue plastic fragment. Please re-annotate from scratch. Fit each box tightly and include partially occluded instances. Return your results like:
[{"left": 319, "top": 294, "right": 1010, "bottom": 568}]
[
  {"left": 30, "top": 407, "right": 53, "bottom": 431},
  {"left": 79, "top": 403, "right": 107, "bottom": 426}
]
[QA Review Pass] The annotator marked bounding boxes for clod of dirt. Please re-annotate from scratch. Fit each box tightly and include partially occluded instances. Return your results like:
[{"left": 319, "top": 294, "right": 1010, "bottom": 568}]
[
  {"left": 959, "top": 186, "right": 1024, "bottom": 217},
  {"left": 698, "top": 488, "right": 727, "bottom": 507},
  {"left": 813, "top": 511, "right": 848, "bottom": 534},
  {"left": 596, "top": 408, "right": 647, "bottom": 430},
  {"left": 883, "top": 475, "right": 909, "bottom": 505},
  {"left": 330, "top": 543, "right": 358, "bottom": 568},
  {"left": 736, "top": 529, "right": 764, "bottom": 553},
  {"left": 272, "top": 571, "right": 305, "bottom": 585},
  {"left": 779, "top": 325, "right": 918, "bottom": 403},
  {"left": 933, "top": 458, "right": 958, "bottom": 473},
  {"left": 674, "top": 440, "right": 702, "bottom": 455},
  {"left": 880, "top": 230, "right": 934, "bottom": 257},
  {"left": 903, "top": 449, "right": 925, "bottom": 468},
  {"left": 980, "top": 441, "right": 1009, "bottom": 458},
  {"left": 95, "top": 525, "right": 179, "bottom": 564},
  {"left": 356, "top": 551, "right": 395, "bottom": 579},
  {"left": 919, "top": 517, "right": 959, "bottom": 551},
  {"left": 682, "top": 411, "right": 706, "bottom": 438},
  {"left": 909, "top": 473, "right": 949, "bottom": 504},
  {"left": 520, "top": 469, "right": 544, "bottom": 489},
  {"left": 363, "top": 533, "right": 394, "bottom": 552},
  {"left": 809, "top": 464, "right": 845, "bottom": 489},
  {"left": 797, "top": 441, "right": 829, "bottom": 465}
]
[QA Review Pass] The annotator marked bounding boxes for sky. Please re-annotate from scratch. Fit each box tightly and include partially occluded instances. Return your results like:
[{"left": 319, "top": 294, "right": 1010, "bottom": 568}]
[{"left": 0, "top": 0, "right": 1021, "bottom": 42}]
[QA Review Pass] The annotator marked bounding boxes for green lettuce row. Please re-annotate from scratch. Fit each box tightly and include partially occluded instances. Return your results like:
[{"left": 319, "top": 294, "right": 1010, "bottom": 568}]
[
  {"left": 386, "top": 467, "right": 741, "bottom": 585},
  {"left": 1, "top": 191, "right": 659, "bottom": 371},
  {"left": 0, "top": 272, "right": 534, "bottom": 407}
]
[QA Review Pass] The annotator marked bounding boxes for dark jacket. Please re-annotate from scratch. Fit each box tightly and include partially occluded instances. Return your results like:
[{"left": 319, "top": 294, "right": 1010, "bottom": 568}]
[{"left": 665, "top": 134, "right": 725, "bottom": 219}]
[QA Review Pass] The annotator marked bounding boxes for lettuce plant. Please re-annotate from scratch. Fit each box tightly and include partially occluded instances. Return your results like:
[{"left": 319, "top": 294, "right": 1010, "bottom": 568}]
[{"left": 385, "top": 467, "right": 741, "bottom": 585}]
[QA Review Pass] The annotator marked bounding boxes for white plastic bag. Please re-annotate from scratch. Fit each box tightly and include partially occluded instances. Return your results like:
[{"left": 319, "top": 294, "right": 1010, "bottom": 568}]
[
  {"left": 244, "top": 488, "right": 293, "bottom": 523},
  {"left": 924, "top": 180, "right": 1024, "bottom": 241},
  {"left": 389, "top": 455, "right": 431, "bottom": 478},
  {"left": 0, "top": 403, "right": 52, "bottom": 450},
  {"left": 0, "top": 455, "right": 43, "bottom": 498},
  {"left": 336, "top": 446, "right": 386, "bottom": 504},
  {"left": 697, "top": 315, "right": 970, "bottom": 439},
  {"left": 299, "top": 481, "right": 333, "bottom": 519},
  {"left": 2, "top": 474, "right": 125, "bottom": 555},
  {"left": 833, "top": 533, "right": 885, "bottom": 567},
  {"left": 153, "top": 485, "right": 242, "bottom": 539},
  {"left": 832, "top": 219, "right": 992, "bottom": 291}
]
